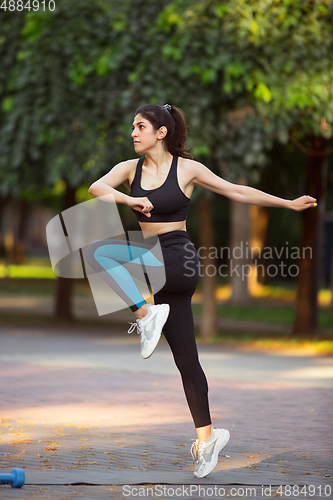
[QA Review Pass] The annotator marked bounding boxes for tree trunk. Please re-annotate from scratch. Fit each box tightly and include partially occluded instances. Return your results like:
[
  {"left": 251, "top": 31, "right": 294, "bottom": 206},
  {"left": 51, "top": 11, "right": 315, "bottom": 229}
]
[
  {"left": 12, "top": 200, "right": 28, "bottom": 265},
  {"left": 54, "top": 185, "right": 76, "bottom": 321},
  {"left": 229, "top": 177, "right": 251, "bottom": 305},
  {"left": 0, "top": 198, "right": 6, "bottom": 258},
  {"left": 249, "top": 205, "right": 270, "bottom": 285},
  {"left": 199, "top": 197, "right": 218, "bottom": 338},
  {"left": 294, "top": 137, "right": 328, "bottom": 334},
  {"left": 329, "top": 252, "right": 333, "bottom": 314}
]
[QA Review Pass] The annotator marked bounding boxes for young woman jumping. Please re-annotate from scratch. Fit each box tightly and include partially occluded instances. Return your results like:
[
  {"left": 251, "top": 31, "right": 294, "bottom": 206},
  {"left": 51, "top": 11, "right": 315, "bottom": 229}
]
[{"left": 86, "top": 103, "right": 317, "bottom": 478}]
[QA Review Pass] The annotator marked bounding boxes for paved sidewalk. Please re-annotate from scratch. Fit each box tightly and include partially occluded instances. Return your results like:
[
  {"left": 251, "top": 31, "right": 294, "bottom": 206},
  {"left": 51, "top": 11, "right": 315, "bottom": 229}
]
[{"left": 0, "top": 327, "right": 332, "bottom": 499}]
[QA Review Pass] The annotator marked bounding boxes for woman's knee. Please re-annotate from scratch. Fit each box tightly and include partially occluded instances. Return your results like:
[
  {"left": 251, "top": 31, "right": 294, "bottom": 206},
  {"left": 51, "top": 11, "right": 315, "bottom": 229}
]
[
  {"left": 173, "top": 351, "right": 200, "bottom": 375},
  {"left": 85, "top": 240, "right": 117, "bottom": 273}
]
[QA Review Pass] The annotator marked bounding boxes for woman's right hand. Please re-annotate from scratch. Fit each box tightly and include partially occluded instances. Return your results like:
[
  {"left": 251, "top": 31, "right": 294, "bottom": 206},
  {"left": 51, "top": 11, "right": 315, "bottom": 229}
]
[{"left": 127, "top": 196, "right": 154, "bottom": 217}]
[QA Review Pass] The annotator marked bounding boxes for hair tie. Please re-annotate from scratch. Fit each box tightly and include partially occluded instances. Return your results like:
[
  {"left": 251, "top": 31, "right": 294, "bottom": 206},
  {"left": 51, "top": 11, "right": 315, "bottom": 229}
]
[{"left": 163, "top": 104, "right": 172, "bottom": 112}]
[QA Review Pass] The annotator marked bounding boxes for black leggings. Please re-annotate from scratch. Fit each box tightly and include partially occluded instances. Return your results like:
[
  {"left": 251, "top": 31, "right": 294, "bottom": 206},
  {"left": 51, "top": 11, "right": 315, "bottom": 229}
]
[{"left": 86, "top": 230, "right": 211, "bottom": 428}]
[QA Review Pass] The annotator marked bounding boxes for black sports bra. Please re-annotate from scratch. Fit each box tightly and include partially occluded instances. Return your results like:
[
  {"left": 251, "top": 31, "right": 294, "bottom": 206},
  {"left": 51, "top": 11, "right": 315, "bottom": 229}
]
[{"left": 130, "top": 155, "right": 190, "bottom": 222}]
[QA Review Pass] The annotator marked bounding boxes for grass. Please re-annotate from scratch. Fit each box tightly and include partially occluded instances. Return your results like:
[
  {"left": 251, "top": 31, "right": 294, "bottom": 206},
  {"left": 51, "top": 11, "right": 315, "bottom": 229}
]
[
  {"left": 0, "top": 309, "right": 331, "bottom": 354},
  {"left": 0, "top": 277, "right": 332, "bottom": 354},
  {"left": 192, "top": 303, "right": 333, "bottom": 329},
  {"left": 1, "top": 311, "right": 331, "bottom": 354},
  {"left": 0, "top": 279, "right": 332, "bottom": 327},
  {"left": 194, "top": 330, "right": 333, "bottom": 355},
  {"left": 0, "top": 278, "right": 89, "bottom": 296}
]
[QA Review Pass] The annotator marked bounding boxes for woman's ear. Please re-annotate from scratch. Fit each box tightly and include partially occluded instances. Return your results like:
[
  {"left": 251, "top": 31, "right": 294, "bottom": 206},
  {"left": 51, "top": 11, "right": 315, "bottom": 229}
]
[{"left": 158, "top": 126, "right": 168, "bottom": 140}]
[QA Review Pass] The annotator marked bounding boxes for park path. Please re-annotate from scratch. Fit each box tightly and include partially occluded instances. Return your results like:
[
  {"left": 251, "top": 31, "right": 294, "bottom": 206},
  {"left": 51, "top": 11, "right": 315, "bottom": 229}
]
[{"left": 0, "top": 326, "right": 332, "bottom": 499}]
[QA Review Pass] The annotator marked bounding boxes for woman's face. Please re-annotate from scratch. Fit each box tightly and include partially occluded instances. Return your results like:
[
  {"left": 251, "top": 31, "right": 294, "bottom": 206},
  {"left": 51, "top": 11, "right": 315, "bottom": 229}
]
[{"left": 131, "top": 113, "right": 165, "bottom": 153}]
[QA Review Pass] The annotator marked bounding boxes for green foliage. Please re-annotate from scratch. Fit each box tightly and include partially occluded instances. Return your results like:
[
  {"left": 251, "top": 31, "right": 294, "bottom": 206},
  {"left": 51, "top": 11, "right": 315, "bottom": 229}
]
[
  {"left": 0, "top": 0, "right": 332, "bottom": 199},
  {"left": 0, "top": 0, "right": 140, "bottom": 195},
  {"left": 148, "top": 0, "right": 333, "bottom": 180}
]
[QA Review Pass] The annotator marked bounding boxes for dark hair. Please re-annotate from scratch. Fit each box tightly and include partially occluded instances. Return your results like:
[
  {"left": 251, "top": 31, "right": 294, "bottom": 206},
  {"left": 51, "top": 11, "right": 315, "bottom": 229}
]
[{"left": 134, "top": 104, "right": 193, "bottom": 159}]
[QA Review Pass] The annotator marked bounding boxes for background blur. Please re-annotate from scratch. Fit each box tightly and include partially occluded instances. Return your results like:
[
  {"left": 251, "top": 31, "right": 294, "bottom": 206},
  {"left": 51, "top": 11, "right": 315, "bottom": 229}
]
[{"left": 0, "top": 0, "right": 332, "bottom": 343}]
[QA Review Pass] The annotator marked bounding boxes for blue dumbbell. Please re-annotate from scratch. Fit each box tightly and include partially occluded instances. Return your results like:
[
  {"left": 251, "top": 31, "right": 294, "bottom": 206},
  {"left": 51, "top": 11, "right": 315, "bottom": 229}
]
[{"left": 0, "top": 468, "right": 25, "bottom": 488}]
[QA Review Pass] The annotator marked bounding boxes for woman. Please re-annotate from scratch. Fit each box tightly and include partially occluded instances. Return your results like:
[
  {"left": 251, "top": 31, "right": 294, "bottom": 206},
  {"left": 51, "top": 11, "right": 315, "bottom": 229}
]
[{"left": 86, "top": 103, "right": 316, "bottom": 478}]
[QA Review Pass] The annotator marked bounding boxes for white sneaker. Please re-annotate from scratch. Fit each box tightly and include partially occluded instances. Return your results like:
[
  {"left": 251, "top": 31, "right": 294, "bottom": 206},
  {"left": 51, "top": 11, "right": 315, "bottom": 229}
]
[
  {"left": 191, "top": 427, "right": 230, "bottom": 478},
  {"left": 127, "top": 303, "right": 170, "bottom": 359}
]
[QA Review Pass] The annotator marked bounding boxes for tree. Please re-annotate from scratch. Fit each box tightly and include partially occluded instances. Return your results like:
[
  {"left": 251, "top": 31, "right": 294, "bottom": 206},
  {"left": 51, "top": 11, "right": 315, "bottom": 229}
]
[
  {"left": 2, "top": 0, "right": 332, "bottom": 331},
  {"left": 0, "top": 0, "right": 166, "bottom": 319},
  {"left": 148, "top": 0, "right": 333, "bottom": 332}
]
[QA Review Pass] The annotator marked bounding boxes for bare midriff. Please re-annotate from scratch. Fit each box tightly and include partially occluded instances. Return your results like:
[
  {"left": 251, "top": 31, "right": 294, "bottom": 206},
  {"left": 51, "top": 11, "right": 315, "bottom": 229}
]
[{"left": 139, "top": 220, "right": 187, "bottom": 238}]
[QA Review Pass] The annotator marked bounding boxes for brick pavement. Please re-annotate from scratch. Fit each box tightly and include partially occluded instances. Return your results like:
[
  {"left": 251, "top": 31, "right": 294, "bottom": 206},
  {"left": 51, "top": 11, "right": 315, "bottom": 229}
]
[{"left": 0, "top": 327, "right": 332, "bottom": 499}]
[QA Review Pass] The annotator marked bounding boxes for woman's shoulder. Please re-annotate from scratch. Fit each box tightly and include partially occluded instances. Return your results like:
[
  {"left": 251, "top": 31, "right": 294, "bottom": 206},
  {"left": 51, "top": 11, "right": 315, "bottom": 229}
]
[
  {"left": 116, "top": 157, "right": 141, "bottom": 168},
  {"left": 178, "top": 156, "right": 205, "bottom": 180},
  {"left": 119, "top": 157, "right": 141, "bottom": 190},
  {"left": 178, "top": 156, "right": 204, "bottom": 168}
]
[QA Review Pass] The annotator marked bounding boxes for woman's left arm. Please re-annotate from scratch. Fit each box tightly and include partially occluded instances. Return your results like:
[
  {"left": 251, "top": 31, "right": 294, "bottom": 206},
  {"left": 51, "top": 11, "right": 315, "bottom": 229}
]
[{"left": 191, "top": 161, "right": 317, "bottom": 211}]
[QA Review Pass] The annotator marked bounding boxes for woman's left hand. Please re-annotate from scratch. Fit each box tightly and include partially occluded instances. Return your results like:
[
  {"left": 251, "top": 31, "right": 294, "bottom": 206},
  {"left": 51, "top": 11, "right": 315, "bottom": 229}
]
[{"left": 290, "top": 195, "right": 317, "bottom": 211}]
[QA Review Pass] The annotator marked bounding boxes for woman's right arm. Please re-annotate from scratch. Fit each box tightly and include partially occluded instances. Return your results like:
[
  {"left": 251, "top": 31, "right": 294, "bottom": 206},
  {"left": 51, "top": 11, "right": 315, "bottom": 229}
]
[
  {"left": 88, "top": 160, "right": 133, "bottom": 204},
  {"left": 88, "top": 160, "right": 153, "bottom": 217}
]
